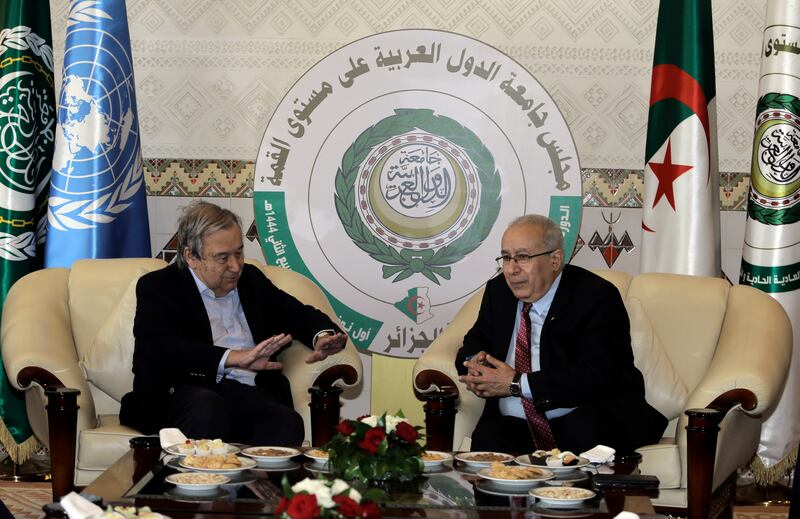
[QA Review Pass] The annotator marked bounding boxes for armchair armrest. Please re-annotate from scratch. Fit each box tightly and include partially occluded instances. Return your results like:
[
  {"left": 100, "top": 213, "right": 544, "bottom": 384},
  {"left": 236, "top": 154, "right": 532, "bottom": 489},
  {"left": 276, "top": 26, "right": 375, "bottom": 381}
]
[
  {"left": 1, "top": 268, "right": 98, "bottom": 446},
  {"left": 676, "top": 284, "right": 791, "bottom": 488}
]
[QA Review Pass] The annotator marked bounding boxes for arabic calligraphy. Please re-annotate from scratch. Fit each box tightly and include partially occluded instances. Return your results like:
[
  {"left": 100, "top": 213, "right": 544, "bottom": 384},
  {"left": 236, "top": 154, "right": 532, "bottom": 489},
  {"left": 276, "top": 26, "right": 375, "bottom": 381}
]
[
  {"left": 446, "top": 48, "right": 501, "bottom": 81},
  {"left": 262, "top": 201, "right": 289, "bottom": 268},
  {"left": 765, "top": 33, "right": 800, "bottom": 57},
  {"left": 741, "top": 268, "right": 800, "bottom": 289},
  {"left": 383, "top": 145, "right": 454, "bottom": 213},
  {"left": 337, "top": 315, "right": 373, "bottom": 343},
  {"left": 339, "top": 57, "right": 370, "bottom": 88},
  {"left": 384, "top": 325, "right": 446, "bottom": 354},
  {"left": 536, "top": 132, "right": 572, "bottom": 191},
  {"left": 288, "top": 81, "right": 333, "bottom": 138},
  {"left": 375, "top": 42, "right": 441, "bottom": 70},
  {"left": 759, "top": 125, "right": 800, "bottom": 184},
  {"left": 499, "top": 72, "right": 549, "bottom": 128},
  {"left": 265, "top": 137, "right": 289, "bottom": 186}
]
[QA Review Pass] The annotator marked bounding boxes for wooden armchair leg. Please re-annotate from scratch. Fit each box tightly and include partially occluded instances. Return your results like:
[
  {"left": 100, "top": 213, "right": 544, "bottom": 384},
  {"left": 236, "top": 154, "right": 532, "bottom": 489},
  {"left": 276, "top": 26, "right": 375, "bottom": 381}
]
[
  {"left": 420, "top": 391, "right": 458, "bottom": 452},
  {"left": 45, "top": 387, "right": 80, "bottom": 501},
  {"left": 308, "top": 386, "right": 343, "bottom": 446},
  {"left": 308, "top": 363, "right": 359, "bottom": 447},
  {"left": 686, "top": 407, "right": 723, "bottom": 519}
]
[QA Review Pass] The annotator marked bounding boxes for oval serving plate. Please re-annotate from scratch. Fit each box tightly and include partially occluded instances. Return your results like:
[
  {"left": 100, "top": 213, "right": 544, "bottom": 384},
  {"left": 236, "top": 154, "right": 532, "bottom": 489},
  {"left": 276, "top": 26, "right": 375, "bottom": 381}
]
[
  {"left": 303, "top": 448, "right": 330, "bottom": 465},
  {"left": 165, "top": 472, "right": 230, "bottom": 492},
  {"left": 179, "top": 455, "right": 256, "bottom": 474},
  {"left": 241, "top": 446, "right": 301, "bottom": 465},
  {"left": 421, "top": 450, "right": 453, "bottom": 471},
  {"left": 165, "top": 441, "right": 239, "bottom": 456},
  {"left": 476, "top": 466, "right": 554, "bottom": 488},
  {"left": 454, "top": 451, "right": 514, "bottom": 467},
  {"left": 530, "top": 486, "right": 597, "bottom": 507},
  {"left": 515, "top": 454, "right": 590, "bottom": 473}
]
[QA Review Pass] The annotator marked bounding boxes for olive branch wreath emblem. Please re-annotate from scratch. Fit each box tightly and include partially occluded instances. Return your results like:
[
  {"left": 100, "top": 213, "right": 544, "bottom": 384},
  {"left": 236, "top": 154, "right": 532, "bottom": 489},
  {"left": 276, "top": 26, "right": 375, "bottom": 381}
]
[
  {"left": 334, "top": 109, "right": 501, "bottom": 284},
  {"left": 749, "top": 93, "right": 800, "bottom": 226}
]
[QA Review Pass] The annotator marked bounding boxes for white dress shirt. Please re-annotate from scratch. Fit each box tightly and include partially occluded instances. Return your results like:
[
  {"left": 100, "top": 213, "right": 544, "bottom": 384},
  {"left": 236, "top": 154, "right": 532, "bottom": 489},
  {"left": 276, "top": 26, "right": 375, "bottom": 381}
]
[
  {"left": 498, "top": 273, "right": 575, "bottom": 419},
  {"left": 189, "top": 269, "right": 257, "bottom": 386}
]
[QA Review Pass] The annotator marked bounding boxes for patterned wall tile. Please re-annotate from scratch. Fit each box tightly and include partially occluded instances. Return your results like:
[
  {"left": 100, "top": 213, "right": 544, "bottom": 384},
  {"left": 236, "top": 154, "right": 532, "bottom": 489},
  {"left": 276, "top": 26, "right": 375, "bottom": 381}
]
[{"left": 43, "top": 0, "right": 768, "bottom": 171}]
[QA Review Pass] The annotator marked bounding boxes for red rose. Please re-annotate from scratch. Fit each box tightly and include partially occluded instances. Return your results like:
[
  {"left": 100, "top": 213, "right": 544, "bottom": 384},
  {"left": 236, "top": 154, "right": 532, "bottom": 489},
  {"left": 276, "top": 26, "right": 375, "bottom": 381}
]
[
  {"left": 336, "top": 419, "right": 355, "bottom": 436},
  {"left": 332, "top": 495, "right": 360, "bottom": 518},
  {"left": 394, "top": 421, "right": 418, "bottom": 443},
  {"left": 275, "top": 497, "right": 290, "bottom": 516},
  {"left": 287, "top": 493, "right": 320, "bottom": 519},
  {"left": 359, "top": 501, "right": 380, "bottom": 519},
  {"left": 357, "top": 427, "right": 386, "bottom": 454}
]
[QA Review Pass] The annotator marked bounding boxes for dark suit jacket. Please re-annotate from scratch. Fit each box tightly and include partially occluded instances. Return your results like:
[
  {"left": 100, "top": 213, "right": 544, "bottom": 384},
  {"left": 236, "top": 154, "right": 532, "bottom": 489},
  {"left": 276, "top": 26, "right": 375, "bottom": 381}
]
[
  {"left": 120, "top": 263, "right": 340, "bottom": 433},
  {"left": 456, "top": 264, "right": 667, "bottom": 449}
]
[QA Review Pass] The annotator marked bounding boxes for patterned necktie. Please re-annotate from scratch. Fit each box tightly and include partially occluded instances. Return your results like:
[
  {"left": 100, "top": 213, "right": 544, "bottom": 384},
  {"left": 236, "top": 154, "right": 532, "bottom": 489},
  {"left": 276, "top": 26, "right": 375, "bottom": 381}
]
[{"left": 515, "top": 302, "right": 558, "bottom": 450}]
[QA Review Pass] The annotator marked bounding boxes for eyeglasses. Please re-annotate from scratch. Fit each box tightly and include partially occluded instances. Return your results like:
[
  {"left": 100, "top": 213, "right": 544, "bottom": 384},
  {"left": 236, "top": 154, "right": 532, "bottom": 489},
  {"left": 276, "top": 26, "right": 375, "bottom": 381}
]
[{"left": 495, "top": 250, "right": 555, "bottom": 268}]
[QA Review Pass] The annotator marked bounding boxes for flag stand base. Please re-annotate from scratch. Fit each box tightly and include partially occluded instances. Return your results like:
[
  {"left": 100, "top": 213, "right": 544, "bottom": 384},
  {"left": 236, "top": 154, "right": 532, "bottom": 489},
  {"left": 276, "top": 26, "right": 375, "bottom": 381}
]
[
  {"left": 0, "top": 455, "right": 50, "bottom": 482},
  {"left": 736, "top": 480, "right": 792, "bottom": 506}
]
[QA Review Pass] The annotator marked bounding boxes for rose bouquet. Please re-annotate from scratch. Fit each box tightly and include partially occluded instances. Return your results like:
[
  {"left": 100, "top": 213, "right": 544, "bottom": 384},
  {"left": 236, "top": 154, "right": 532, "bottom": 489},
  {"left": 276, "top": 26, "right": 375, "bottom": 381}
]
[
  {"left": 324, "top": 411, "right": 425, "bottom": 483},
  {"left": 275, "top": 477, "right": 381, "bottom": 519}
]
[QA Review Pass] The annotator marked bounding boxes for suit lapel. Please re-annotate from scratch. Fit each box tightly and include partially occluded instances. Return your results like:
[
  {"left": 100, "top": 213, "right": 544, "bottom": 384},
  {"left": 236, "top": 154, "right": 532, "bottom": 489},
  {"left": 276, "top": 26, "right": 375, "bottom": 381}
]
[
  {"left": 177, "top": 265, "right": 214, "bottom": 343},
  {"left": 540, "top": 266, "right": 573, "bottom": 366},
  {"left": 496, "top": 279, "right": 519, "bottom": 359},
  {"left": 237, "top": 265, "right": 264, "bottom": 341}
]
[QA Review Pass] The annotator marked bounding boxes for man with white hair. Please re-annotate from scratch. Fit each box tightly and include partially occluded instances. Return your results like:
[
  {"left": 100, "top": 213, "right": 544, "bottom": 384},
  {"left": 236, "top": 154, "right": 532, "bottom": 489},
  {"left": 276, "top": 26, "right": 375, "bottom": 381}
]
[{"left": 457, "top": 214, "right": 666, "bottom": 454}]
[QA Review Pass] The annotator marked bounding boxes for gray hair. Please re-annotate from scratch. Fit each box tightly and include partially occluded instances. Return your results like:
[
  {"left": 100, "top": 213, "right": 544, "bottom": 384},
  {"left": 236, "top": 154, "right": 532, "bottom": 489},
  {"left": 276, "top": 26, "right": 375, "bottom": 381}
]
[
  {"left": 175, "top": 201, "right": 242, "bottom": 268},
  {"left": 507, "top": 214, "right": 564, "bottom": 268}
]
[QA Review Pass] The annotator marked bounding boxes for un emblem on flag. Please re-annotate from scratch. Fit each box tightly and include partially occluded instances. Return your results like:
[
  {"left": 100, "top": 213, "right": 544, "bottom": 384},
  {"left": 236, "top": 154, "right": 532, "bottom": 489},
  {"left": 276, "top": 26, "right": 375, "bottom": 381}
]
[
  {"left": 335, "top": 109, "right": 500, "bottom": 284},
  {"left": 748, "top": 93, "right": 800, "bottom": 226},
  {"left": 48, "top": 14, "right": 143, "bottom": 231}
]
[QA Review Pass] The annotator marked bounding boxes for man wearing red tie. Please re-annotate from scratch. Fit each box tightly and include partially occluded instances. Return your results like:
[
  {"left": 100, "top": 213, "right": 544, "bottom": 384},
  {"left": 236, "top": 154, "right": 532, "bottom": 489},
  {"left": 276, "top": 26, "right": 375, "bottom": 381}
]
[{"left": 456, "top": 215, "right": 666, "bottom": 454}]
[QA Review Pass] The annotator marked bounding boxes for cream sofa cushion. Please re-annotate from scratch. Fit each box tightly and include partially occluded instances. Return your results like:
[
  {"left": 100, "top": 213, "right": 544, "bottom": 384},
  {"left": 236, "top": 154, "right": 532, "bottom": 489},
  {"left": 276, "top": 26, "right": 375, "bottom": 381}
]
[
  {"left": 626, "top": 298, "right": 688, "bottom": 420},
  {"left": 81, "top": 271, "right": 143, "bottom": 402}
]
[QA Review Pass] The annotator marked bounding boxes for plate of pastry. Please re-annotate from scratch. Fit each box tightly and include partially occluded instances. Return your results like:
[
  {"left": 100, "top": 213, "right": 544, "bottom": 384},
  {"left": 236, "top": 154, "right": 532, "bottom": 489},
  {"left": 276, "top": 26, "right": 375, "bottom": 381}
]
[
  {"left": 454, "top": 451, "right": 513, "bottom": 468},
  {"left": 303, "top": 448, "right": 330, "bottom": 465},
  {"left": 476, "top": 462, "right": 554, "bottom": 489},
  {"left": 421, "top": 450, "right": 453, "bottom": 471},
  {"left": 179, "top": 453, "right": 256, "bottom": 474},
  {"left": 516, "top": 450, "right": 590, "bottom": 472},
  {"left": 165, "top": 438, "right": 239, "bottom": 456},
  {"left": 530, "top": 486, "right": 597, "bottom": 507},
  {"left": 165, "top": 472, "right": 230, "bottom": 492}
]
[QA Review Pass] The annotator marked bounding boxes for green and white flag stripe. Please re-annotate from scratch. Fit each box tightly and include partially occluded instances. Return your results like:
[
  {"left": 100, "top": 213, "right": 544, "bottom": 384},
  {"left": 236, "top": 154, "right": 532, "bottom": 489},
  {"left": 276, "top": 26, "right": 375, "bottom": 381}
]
[
  {"left": 740, "top": 0, "right": 800, "bottom": 482},
  {"left": 0, "top": 0, "right": 54, "bottom": 463},
  {"left": 640, "top": 0, "right": 721, "bottom": 277}
]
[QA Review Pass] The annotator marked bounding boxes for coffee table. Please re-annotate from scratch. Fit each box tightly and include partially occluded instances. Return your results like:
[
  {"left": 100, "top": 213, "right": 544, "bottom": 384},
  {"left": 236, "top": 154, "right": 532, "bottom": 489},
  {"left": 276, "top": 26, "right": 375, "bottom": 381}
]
[{"left": 83, "top": 444, "right": 667, "bottom": 518}]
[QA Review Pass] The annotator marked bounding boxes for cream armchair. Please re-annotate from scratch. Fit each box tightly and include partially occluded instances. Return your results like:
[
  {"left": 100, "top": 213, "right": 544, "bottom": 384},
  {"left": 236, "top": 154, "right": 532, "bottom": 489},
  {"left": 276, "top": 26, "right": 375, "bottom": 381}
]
[
  {"left": 413, "top": 270, "right": 792, "bottom": 518},
  {"left": 1, "top": 258, "right": 362, "bottom": 496}
]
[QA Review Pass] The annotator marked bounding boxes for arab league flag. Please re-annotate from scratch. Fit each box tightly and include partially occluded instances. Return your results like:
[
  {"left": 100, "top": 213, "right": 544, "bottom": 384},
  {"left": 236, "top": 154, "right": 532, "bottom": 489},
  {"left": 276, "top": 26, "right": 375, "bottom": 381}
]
[
  {"left": 740, "top": 0, "right": 800, "bottom": 481},
  {"left": 45, "top": 0, "right": 149, "bottom": 268},
  {"left": 640, "top": 0, "right": 721, "bottom": 277},
  {"left": 0, "top": 0, "right": 54, "bottom": 463}
]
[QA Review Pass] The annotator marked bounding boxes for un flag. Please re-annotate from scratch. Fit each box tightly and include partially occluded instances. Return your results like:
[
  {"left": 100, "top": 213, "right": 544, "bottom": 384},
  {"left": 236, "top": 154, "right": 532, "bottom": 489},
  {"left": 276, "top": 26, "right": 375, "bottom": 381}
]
[{"left": 45, "top": 0, "right": 150, "bottom": 268}]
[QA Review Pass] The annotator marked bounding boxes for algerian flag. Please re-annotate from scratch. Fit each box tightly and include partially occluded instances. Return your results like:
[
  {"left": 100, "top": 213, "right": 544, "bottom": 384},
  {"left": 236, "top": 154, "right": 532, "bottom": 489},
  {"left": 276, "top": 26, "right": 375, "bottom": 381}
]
[
  {"left": 640, "top": 0, "right": 721, "bottom": 277},
  {"left": 0, "top": 0, "right": 54, "bottom": 463},
  {"left": 740, "top": 0, "right": 800, "bottom": 482}
]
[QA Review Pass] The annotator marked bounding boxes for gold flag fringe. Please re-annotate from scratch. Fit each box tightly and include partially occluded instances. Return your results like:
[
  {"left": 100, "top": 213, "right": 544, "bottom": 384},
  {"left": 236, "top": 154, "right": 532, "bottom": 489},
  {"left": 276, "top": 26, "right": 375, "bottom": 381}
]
[
  {"left": 0, "top": 417, "right": 38, "bottom": 465},
  {"left": 748, "top": 445, "right": 797, "bottom": 485}
]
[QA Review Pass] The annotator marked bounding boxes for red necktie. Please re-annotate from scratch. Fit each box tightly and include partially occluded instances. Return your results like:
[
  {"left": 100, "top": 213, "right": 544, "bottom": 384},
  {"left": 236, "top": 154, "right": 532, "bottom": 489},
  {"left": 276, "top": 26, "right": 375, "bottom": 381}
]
[{"left": 515, "top": 302, "right": 558, "bottom": 450}]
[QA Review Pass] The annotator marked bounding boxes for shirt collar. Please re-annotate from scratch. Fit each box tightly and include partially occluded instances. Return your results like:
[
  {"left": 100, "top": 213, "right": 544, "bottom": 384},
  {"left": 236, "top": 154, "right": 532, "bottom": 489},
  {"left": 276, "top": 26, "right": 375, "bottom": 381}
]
[{"left": 188, "top": 267, "right": 237, "bottom": 300}]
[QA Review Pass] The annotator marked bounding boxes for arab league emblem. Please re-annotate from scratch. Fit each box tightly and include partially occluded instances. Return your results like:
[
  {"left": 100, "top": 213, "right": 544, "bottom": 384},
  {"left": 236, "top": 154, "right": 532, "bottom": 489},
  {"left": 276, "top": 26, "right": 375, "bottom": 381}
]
[
  {"left": 254, "top": 29, "right": 582, "bottom": 357},
  {"left": 335, "top": 109, "right": 500, "bottom": 284},
  {"left": 748, "top": 93, "right": 800, "bottom": 226}
]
